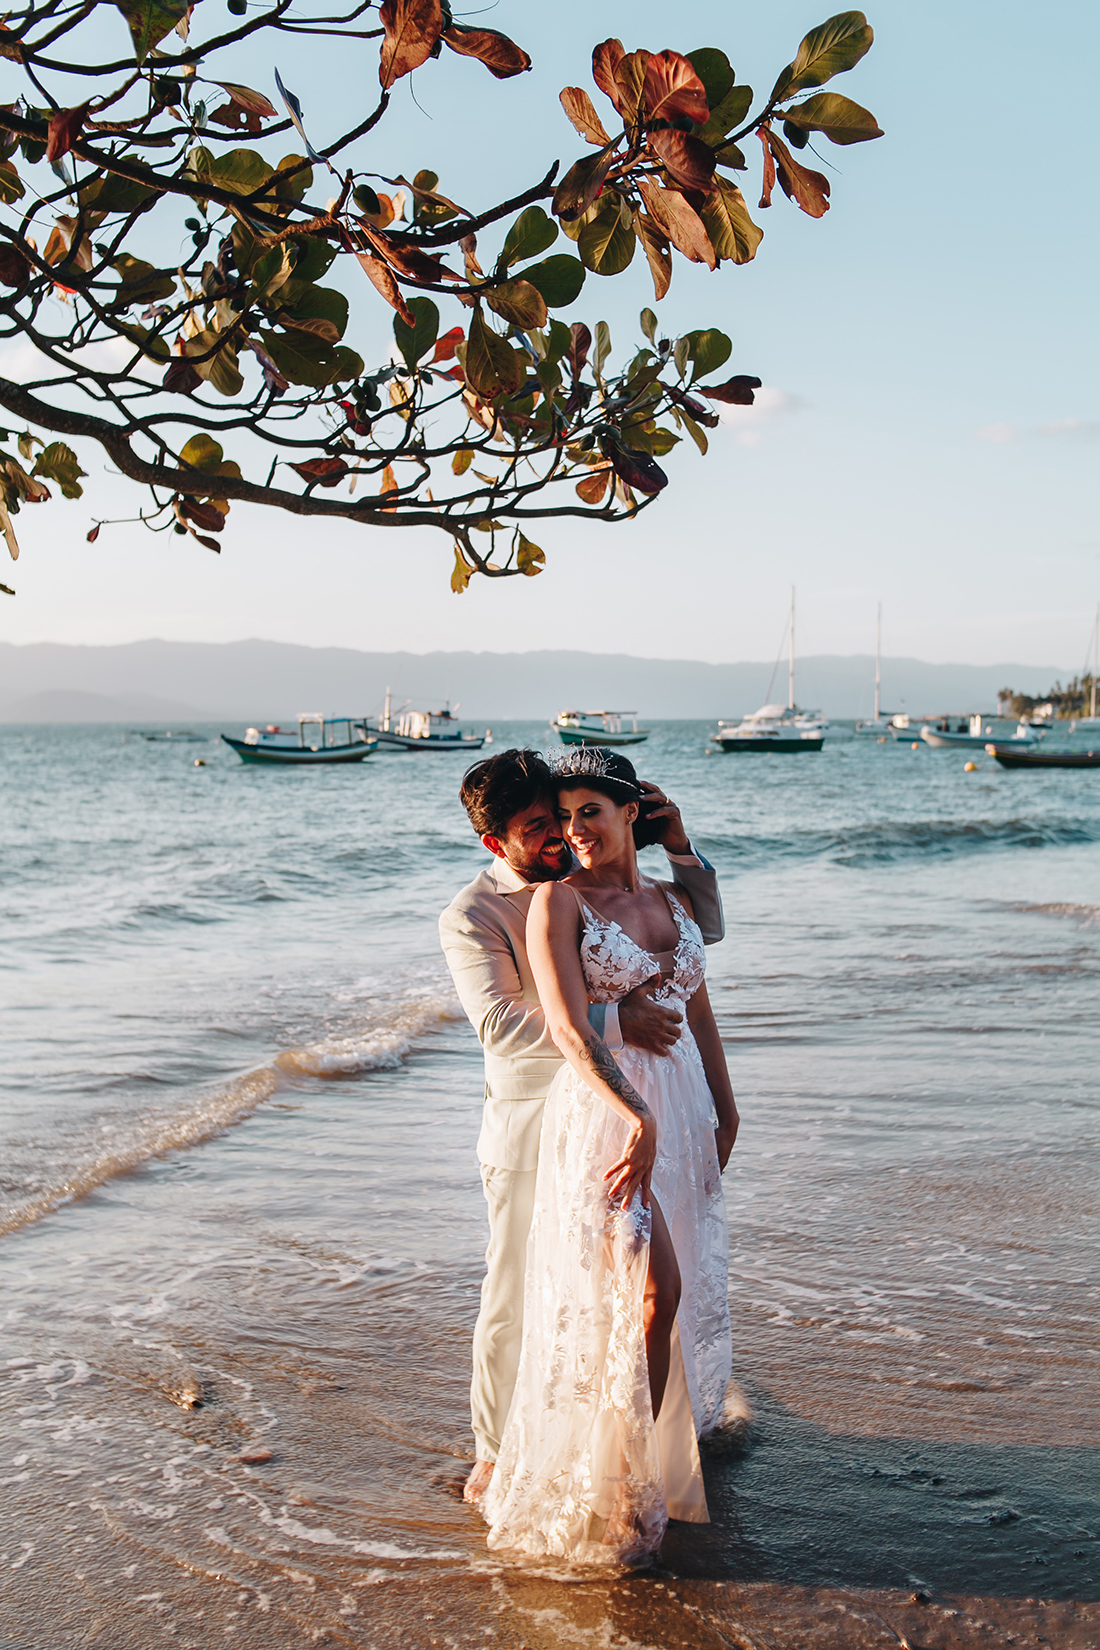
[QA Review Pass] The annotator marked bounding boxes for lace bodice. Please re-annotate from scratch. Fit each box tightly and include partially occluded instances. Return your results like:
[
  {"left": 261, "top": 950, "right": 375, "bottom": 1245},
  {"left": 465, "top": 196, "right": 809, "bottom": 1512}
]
[{"left": 577, "top": 885, "right": 705, "bottom": 1006}]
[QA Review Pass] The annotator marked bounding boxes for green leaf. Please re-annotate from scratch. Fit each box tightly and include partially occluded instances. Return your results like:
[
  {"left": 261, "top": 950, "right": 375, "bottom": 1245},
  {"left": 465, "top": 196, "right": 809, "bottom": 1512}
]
[
  {"left": 697, "top": 84, "right": 753, "bottom": 144},
  {"left": 552, "top": 143, "right": 618, "bottom": 223},
  {"left": 680, "top": 408, "right": 709, "bottom": 456},
  {"left": 393, "top": 295, "right": 440, "bottom": 369},
  {"left": 686, "top": 327, "right": 732, "bottom": 385},
  {"left": 485, "top": 279, "right": 547, "bottom": 330},
  {"left": 464, "top": 310, "right": 525, "bottom": 400},
  {"left": 179, "top": 434, "right": 225, "bottom": 472},
  {"left": 280, "top": 285, "right": 350, "bottom": 345},
  {"left": 500, "top": 205, "right": 558, "bottom": 270},
  {"left": 673, "top": 337, "right": 690, "bottom": 379},
  {"left": 259, "top": 329, "right": 360, "bottom": 389},
  {"left": 577, "top": 192, "right": 635, "bottom": 277},
  {"left": 0, "top": 160, "right": 24, "bottom": 205},
  {"left": 640, "top": 308, "right": 658, "bottom": 346},
  {"left": 685, "top": 48, "right": 734, "bottom": 111},
  {"left": 521, "top": 254, "right": 586, "bottom": 309},
  {"left": 698, "top": 177, "right": 763, "bottom": 265},
  {"left": 119, "top": 322, "right": 171, "bottom": 363},
  {"left": 31, "top": 442, "right": 85, "bottom": 499},
  {"left": 515, "top": 533, "right": 545, "bottom": 577},
  {"left": 713, "top": 140, "right": 747, "bottom": 169},
  {"left": 112, "top": 0, "right": 189, "bottom": 61},
  {"left": 112, "top": 255, "right": 175, "bottom": 306},
  {"left": 543, "top": 318, "right": 573, "bottom": 364},
  {"left": 188, "top": 146, "right": 274, "bottom": 198},
  {"left": 780, "top": 91, "right": 882, "bottom": 144},
  {"left": 594, "top": 320, "right": 612, "bottom": 383},
  {"left": 79, "top": 173, "right": 160, "bottom": 214},
  {"left": 772, "top": 11, "right": 874, "bottom": 102},
  {"left": 353, "top": 183, "right": 382, "bottom": 217}
]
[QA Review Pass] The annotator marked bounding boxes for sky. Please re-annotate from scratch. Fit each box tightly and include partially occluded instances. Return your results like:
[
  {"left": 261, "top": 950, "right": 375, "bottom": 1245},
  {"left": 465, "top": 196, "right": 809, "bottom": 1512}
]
[{"left": 2, "top": 0, "right": 1098, "bottom": 673}]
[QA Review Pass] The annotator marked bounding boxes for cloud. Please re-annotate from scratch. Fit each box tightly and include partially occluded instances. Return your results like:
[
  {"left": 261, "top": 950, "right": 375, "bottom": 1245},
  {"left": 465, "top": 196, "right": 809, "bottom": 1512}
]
[
  {"left": 716, "top": 386, "right": 807, "bottom": 448},
  {"left": 976, "top": 421, "right": 1019, "bottom": 444},
  {"left": 976, "top": 417, "right": 1100, "bottom": 445}
]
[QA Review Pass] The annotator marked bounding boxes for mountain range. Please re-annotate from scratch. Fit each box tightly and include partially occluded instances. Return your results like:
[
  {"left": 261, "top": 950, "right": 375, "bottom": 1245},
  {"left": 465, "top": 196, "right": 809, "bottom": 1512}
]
[{"left": 0, "top": 639, "right": 1069, "bottom": 723}]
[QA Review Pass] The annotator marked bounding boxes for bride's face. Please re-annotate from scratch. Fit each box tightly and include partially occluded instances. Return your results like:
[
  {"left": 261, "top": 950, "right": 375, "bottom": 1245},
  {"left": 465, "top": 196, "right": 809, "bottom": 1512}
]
[{"left": 557, "top": 786, "right": 637, "bottom": 867}]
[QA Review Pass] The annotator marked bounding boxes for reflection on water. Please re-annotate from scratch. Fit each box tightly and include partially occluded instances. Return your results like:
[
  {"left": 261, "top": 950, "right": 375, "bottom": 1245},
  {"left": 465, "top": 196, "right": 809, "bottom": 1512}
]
[{"left": 1, "top": 723, "right": 1098, "bottom": 1647}]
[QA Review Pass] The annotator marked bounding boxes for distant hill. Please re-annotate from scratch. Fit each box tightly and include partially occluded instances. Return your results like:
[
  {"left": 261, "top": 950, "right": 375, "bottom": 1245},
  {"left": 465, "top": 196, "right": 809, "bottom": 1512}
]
[{"left": 0, "top": 639, "right": 1071, "bottom": 722}]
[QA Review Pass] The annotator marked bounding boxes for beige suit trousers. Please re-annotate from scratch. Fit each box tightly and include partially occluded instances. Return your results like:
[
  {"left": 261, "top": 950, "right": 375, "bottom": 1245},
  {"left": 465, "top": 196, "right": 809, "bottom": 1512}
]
[{"left": 471, "top": 1163, "right": 538, "bottom": 1462}]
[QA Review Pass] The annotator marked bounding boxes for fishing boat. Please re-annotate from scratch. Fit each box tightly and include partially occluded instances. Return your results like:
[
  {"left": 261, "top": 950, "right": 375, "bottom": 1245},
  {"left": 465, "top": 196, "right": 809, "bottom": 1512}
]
[
  {"left": 710, "top": 588, "right": 824, "bottom": 753},
  {"left": 986, "top": 743, "right": 1100, "bottom": 770},
  {"left": 369, "top": 689, "right": 485, "bottom": 752},
  {"left": 552, "top": 710, "right": 649, "bottom": 746},
  {"left": 139, "top": 730, "right": 208, "bottom": 743},
  {"left": 921, "top": 714, "right": 1039, "bottom": 750},
  {"left": 221, "top": 714, "right": 377, "bottom": 765}
]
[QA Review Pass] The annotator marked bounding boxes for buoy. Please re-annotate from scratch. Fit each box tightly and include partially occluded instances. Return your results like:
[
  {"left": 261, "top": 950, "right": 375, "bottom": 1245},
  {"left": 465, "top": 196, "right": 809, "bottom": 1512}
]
[
  {"left": 911, "top": 741, "right": 920, "bottom": 750},
  {"left": 194, "top": 757, "right": 206, "bottom": 766},
  {"left": 877, "top": 736, "right": 887, "bottom": 744},
  {"left": 964, "top": 760, "right": 977, "bottom": 771}
]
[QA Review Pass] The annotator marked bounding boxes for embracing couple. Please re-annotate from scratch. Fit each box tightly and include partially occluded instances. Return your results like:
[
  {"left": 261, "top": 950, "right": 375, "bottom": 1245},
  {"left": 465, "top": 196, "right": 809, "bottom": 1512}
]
[{"left": 439, "top": 745, "right": 739, "bottom": 1564}]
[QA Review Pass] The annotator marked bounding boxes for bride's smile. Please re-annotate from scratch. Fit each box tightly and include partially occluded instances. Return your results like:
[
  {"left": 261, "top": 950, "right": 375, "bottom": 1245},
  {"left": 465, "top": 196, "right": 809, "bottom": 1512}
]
[{"left": 558, "top": 787, "right": 638, "bottom": 881}]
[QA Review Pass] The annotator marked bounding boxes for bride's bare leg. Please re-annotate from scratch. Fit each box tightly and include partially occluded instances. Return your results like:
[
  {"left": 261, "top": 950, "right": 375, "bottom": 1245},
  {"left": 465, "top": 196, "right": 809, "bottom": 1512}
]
[{"left": 643, "top": 1199, "right": 681, "bottom": 1420}]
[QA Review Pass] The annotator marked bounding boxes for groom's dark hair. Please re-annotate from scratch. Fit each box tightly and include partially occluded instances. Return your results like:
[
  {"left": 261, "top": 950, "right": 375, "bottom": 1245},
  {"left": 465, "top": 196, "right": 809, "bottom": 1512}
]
[{"left": 460, "top": 748, "right": 554, "bottom": 839}]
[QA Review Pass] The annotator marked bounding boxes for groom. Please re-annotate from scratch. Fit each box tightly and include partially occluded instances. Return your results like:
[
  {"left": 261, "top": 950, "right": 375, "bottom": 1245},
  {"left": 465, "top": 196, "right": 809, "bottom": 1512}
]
[{"left": 439, "top": 747, "right": 725, "bottom": 1502}]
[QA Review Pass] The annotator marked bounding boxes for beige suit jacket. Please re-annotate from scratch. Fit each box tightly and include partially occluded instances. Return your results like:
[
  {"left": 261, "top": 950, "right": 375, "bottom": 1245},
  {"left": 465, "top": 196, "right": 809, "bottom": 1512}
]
[{"left": 439, "top": 852, "right": 724, "bottom": 1172}]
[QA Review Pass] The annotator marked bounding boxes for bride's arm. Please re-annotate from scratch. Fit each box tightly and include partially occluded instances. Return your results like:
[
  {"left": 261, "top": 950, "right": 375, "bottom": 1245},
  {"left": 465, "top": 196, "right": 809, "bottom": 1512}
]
[
  {"left": 686, "top": 981, "right": 740, "bottom": 1170},
  {"left": 527, "top": 882, "right": 658, "bottom": 1209}
]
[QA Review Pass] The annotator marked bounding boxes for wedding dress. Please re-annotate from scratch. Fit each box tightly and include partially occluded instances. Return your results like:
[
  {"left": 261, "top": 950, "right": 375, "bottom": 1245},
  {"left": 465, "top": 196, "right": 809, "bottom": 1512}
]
[{"left": 482, "top": 887, "right": 732, "bottom": 1563}]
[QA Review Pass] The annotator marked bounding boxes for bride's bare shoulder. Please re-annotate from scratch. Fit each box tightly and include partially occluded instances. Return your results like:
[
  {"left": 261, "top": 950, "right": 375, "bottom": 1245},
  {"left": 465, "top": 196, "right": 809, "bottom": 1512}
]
[{"left": 529, "top": 879, "right": 583, "bottom": 920}]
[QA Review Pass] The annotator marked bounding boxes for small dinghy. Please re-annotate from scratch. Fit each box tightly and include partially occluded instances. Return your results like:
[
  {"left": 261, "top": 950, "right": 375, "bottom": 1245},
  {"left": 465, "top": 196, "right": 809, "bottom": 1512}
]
[{"left": 986, "top": 744, "right": 1100, "bottom": 770}]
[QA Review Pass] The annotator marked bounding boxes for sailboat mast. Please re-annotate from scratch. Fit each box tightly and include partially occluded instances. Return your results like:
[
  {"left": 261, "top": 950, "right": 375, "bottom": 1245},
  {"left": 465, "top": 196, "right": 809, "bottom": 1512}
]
[
  {"left": 1093, "top": 604, "right": 1098, "bottom": 720},
  {"left": 788, "top": 586, "right": 796, "bottom": 711},
  {"left": 875, "top": 602, "right": 882, "bottom": 723},
  {"left": 383, "top": 685, "right": 391, "bottom": 732}
]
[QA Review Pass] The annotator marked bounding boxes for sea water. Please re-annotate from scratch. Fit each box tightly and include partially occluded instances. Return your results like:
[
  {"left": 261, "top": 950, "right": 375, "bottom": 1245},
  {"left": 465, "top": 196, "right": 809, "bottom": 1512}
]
[{"left": 1, "top": 723, "right": 1098, "bottom": 1649}]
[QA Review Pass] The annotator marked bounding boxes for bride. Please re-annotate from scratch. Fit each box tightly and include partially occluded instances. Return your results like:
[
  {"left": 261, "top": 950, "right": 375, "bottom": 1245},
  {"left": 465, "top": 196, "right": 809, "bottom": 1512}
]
[{"left": 481, "top": 747, "right": 739, "bottom": 1563}]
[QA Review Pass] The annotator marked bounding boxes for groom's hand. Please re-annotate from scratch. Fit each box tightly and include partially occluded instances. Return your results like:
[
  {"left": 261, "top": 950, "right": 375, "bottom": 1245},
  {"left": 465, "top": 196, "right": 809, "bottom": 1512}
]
[
  {"left": 637, "top": 780, "right": 692, "bottom": 856},
  {"left": 618, "top": 979, "right": 683, "bottom": 1055}
]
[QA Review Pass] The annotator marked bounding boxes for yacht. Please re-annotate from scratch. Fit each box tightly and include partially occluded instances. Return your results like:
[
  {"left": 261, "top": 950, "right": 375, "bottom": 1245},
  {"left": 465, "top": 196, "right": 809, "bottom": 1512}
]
[
  {"left": 855, "top": 603, "right": 894, "bottom": 734},
  {"left": 710, "top": 588, "right": 825, "bottom": 753}
]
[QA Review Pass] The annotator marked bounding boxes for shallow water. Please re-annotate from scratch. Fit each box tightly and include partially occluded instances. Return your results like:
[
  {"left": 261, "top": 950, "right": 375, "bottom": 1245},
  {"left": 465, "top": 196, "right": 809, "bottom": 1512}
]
[{"left": 1, "top": 723, "right": 1098, "bottom": 1648}]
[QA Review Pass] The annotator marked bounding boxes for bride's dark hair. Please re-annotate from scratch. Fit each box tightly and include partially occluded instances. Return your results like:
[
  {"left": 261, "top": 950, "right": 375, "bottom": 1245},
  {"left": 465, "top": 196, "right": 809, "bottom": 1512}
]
[{"left": 548, "top": 748, "right": 665, "bottom": 849}]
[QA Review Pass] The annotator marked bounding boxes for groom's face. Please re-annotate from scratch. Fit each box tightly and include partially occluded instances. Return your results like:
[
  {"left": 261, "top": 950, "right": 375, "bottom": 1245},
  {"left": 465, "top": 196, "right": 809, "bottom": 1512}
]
[{"left": 483, "top": 793, "right": 570, "bottom": 883}]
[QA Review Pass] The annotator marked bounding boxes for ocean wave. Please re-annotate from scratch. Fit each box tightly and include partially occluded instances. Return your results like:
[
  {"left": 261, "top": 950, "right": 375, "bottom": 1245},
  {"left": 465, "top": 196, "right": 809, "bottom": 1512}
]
[
  {"left": 0, "top": 994, "right": 461, "bottom": 1240},
  {"left": 704, "top": 816, "right": 1100, "bottom": 870}
]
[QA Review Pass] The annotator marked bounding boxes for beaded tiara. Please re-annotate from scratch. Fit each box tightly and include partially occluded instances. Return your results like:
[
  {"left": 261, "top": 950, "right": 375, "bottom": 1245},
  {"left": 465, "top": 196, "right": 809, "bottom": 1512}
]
[{"left": 545, "top": 745, "right": 645, "bottom": 796}]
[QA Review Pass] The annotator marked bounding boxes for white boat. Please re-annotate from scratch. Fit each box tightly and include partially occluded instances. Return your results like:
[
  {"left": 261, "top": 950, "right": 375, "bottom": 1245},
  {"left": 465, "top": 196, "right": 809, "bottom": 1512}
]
[
  {"left": 553, "top": 710, "right": 649, "bottom": 746},
  {"left": 710, "top": 588, "right": 824, "bottom": 753},
  {"left": 369, "top": 688, "right": 485, "bottom": 752},
  {"left": 855, "top": 603, "right": 895, "bottom": 734},
  {"left": 920, "top": 714, "right": 1039, "bottom": 750},
  {"left": 222, "top": 714, "right": 378, "bottom": 765}
]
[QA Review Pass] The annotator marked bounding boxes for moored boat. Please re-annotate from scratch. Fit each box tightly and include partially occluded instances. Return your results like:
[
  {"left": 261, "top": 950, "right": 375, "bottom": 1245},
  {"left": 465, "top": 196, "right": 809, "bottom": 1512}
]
[
  {"left": 921, "top": 714, "right": 1039, "bottom": 750},
  {"left": 985, "top": 743, "right": 1100, "bottom": 770},
  {"left": 710, "top": 704, "right": 825, "bottom": 752},
  {"left": 368, "top": 689, "right": 485, "bottom": 751},
  {"left": 222, "top": 714, "right": 377, "bottom": 765},
  {"left": 553, "top": 709, "right": 649, "bottom": 746}
]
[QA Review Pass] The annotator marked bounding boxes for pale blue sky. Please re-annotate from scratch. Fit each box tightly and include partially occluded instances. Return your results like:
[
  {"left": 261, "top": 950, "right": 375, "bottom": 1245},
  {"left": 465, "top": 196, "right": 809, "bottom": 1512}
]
[{"left": 2, "top": 0, "right": 1097, "bottom": 669}]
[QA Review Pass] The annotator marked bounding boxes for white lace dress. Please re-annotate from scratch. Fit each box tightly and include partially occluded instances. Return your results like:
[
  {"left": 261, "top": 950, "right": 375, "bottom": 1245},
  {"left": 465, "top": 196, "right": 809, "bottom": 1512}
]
[{"left": 482, "top": 888, "right": 732, "bottom": 1563}]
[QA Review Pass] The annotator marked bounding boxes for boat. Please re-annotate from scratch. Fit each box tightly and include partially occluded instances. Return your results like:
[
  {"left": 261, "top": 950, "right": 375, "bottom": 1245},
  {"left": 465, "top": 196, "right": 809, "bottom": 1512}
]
[
  {"left": 855, "top": 603, "right": 895, "bottom": 734},
  {"left": 139, "top": 730, "right": 208, "bottom": 743},
  {"left": 921, "top": 714, "right": 1039, "bottom": 750},
  {"left": 369, "top": 688, "right": 485, "bottom": 752},
  {"left": 986, "top": 743, "right": 1100, "bottom": 770},
  {"left": 221, "top": 714, "right": 377, "bottom": 765},
  {"left": 553, "top": 710, "right": 649, "bottom": 746},
  {"left": 710, "top": 588, "right": 824, "bottom": 753}
]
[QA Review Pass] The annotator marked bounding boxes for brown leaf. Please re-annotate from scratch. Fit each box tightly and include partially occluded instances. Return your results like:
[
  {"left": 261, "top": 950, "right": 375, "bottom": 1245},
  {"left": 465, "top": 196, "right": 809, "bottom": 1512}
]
[
  {"left": 209, "top": 100, "right": 264, "bottom": 135},
  {"left": 700, "top": 374, "right": 762, "bottom": 405},
  {"left": 432, "top": 326, "right": 464, "bottom": 363},
  {"left": 289, "top": 456, "right": 350, "bottom": 487},
  {"left": 0, "top": 244, "right": 29, "bottom": 288},
  {"left": 636, "top": 180, "right": 715, "bottom": 269},
  {"left": 647, "top": 129, "right": 715, "bottom": 193},
  {"left": 353, "top": 250, "right": 414, "bottom": 326},
  {"left": 215, "top": 81, "right": 277, "bottom": 118},
  {"left": 631, "top": 210, "right": 671, "bottom": 301},
  {"left": 485, "top": 278, "right": 547, "bottom": 331},
  {"left": 642, "top": 51, "right": 708, "bottom": 127},
  {"left": 668, "top": 385, "right": 719, "bottom": 427},
  {"left": 559, "top": 87, "right": 611, "bottom": 146},
  {"left": 442, "top": 23, "right": 531, "bottom": 79},
  {"left": 86, "top": 524, "right": 100, "bottom": 543},
  {"left": 379, "top": 462, "right": 398, "bottom": 510},
  {"left": 360, "top": 225, "right": 456, "bottom": 284},
  {"left": 568, "top": 321, "right": 591, "bottom": 378},
  {"left": 379, "top": 0, "right": 443, "bottom": 89},
  {"left": 195, "top": 534, "right": 222, "bottom": 553},
  {"left": 600, "top": 434, "right": 667, "bottom": 496},
  {"left": 575, "top": 467, "right": 611, "bottom": 505},
  {"left": 464, "top": 308, "right": 525, "bottom": 400},
  {"left": 459, "top": 232, "right": 482, "bottom": 278},
  {"left": 591, "top": 39, "right": 626, "bottom": 111},
  {"left": 552, "top": 143, "right": 618, "bottom": 223},
  {"left": 178, "top": 498, "right": 226, "bottom": 532},
  {"left": 46, "top": 104, "right": 88, "bottom": 164},
  {"left": 613, "top": 50, "right": 652, "bottom": 126},
  {"left": 758, "top": 126, "right": 776, "bottom": 208},
  {"left": 162, "top": 358, "right": 202, "bottom": 395},
  {"left": 764, "top": 127, "right": 830, "bottom": 217}
]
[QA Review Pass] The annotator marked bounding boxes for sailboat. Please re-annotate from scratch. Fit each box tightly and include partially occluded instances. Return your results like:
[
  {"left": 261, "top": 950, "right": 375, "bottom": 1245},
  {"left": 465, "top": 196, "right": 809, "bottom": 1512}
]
[
  {"left": 855, "top": 603, "right": 893, "bottom": 735},
  {"left": 710, "top": 588, "right": 825, "bottom": 753},
  {"left": 1070, "top": 604, "right": 1100, "bottom": 731}
]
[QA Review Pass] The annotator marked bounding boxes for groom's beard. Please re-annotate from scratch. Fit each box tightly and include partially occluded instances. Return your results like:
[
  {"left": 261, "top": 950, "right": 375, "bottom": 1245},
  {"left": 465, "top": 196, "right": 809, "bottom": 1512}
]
[{"left": 510, "top": 839, "right": 571, "bottom": 883}]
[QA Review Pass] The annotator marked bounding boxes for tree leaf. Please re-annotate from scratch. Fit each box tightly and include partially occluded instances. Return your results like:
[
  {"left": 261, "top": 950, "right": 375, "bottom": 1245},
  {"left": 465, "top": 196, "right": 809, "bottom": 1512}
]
[
  {"left": 485, "top": 278, "right": 547, "bottom": 330},
  {"left": 643, "top": 51, "right": 709, "bottom": 127},
  {"left": 771, "top": 11, "right": 874, "bottom": 102},
  {"left": 464, "top": 309, "right": 525, "bottom": 400},
  {"left": 112, "top": 0, "right": 189, "bottom": 62},
  {"left": 552, "top": 143, "right": 619, "bottom": 223},
  {"left": 559, "top": 87, "right": 611, "bottom": 146},
  {"left": 179, "top": 434, "right": 224, "bottom": 471},
  {"left": 379, "top": 0, "right": 443, "bottom": 88},
  {"left": 194, "top": 535, "right": 222, "bottom": 553},
  {"left": 289, "top": 456, "right": 350, "bottom": 487},
  {"left": 636, "top": 180, "right": 715, "bottom": 269},
  {"left": 353, "top": 250, "right": 414, "bottom": 326},
  {"left": 521, "top": 254, "right": 586, "bottom": 309},
  {"left": 647, "top": 130, "right": 715, "bottom": 193},
  {"left": 575, "top": 467, "right": 611, "bottom": 505},
  {"left": 639, "top": 308, "right": 658, "bottom": 345},
  {"left": 599, "top": 432, "right": 666, "bottom": 495},
  {"left": 686, "top": 327, "right": 732, "bottom": 385},
  {"left": 685, "top": 48, "right": 735, "bottom": 111},
  {"left": 178, "top": 498, "right": 226, "bottom": 532},
  {"left": 0, "top": 162, "right": 24, "bottom": 206},
  {"left": 569, "top": 322, "right": 591, "bottom": 377},
  {"left": 393, "top": 294, "right": 440, "bottom": 368},
  {"left": 515, "top": 533, "right": 544, "bottom": 576},
  {"left": 679, "top": 407, "right": 709, "bottom": 454},
  {"left": 632, "top": 212, "right": 672, "bottom": 300},
  {"left": 432, "top": 325, "right": 464, "bottom": 362},
  {"left": 762, "top": 127, "right": 831, "bottom": 217},
  {"left": 452, "top": 447, "right": 474, "bottom": 474},
  {"left": 190, "top": 145, "right": 274, "bottom": 197},
  {"left": 31, "top": 441, "right": 85, "bottom": 499},
  {"left": 578, "top": 192, "right": 635, "bottom": 276},
  {"left": 451, "top": 546, "right": 473, "bottom": 593},
  {"left": 215, "top": 82, "right": 278, "bottom": 118},
  {"left": 442, "top": 23, "right": 531, "bottom": 79},
  {"left": 591, "top": 39, "right": 626, "bottom": 112},
  {"left": 279, "top": 284, "right": 350, "bottom": 343},
  {"left": 259, "top": 330, "right": 361, "bottom": 389},
  {"left": 701, "top": 373, "right": 762, "bottom": 404},
  {"left": 45, "top": 105, "right": 88, "bottom": 164},
  {"left": 780, "top": 90, "right": 882, "bottom": 144},
  {"left": 613, "top": 50, "right": 652, "bottom": 127},
  {"left": 699, "top": 176, "right": 763, "bottom": 263},
  {"left": 697, "top": 83, "right": 754, "bottom": 144},
  {"left": 121, "top": 321, "right": 171, "bottom": 363},
  {"left": 594, "top": 319, "right": 612, "bottom": 382},
  {"left": 500, "top": 205, "right": 558, "bottom": 270},
  {"left": 111, "top": 255, "right": 176, "bottom": 306}
]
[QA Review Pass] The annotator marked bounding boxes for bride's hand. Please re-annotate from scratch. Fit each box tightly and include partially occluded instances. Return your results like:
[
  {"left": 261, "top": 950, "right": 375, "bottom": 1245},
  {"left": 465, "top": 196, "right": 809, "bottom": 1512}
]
[{"left": 604, "top": 1112, "right": 657, "bottom": 1209}]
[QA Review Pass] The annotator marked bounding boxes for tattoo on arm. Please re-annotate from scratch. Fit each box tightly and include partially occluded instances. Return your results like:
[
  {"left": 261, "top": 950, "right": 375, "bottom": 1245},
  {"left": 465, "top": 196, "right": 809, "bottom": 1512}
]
[{"left": 579, "top": 1033, "right": 651, "bottom": 1120}]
